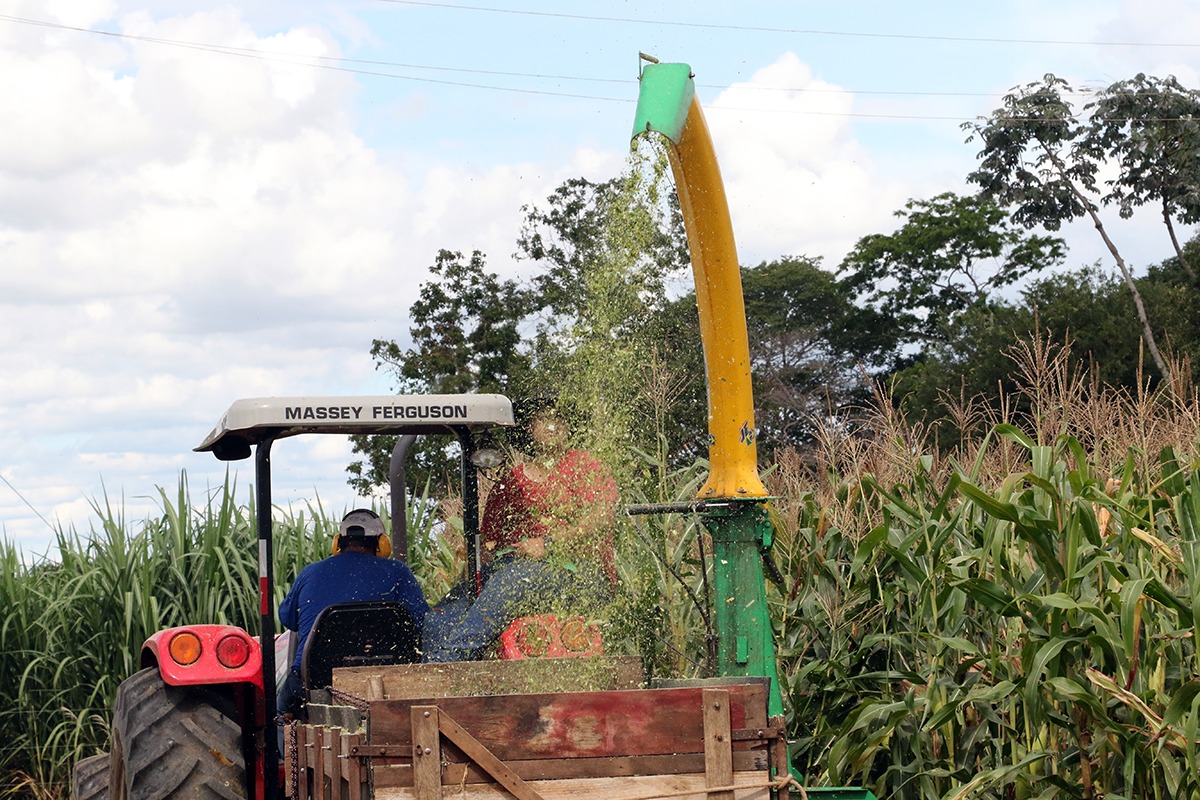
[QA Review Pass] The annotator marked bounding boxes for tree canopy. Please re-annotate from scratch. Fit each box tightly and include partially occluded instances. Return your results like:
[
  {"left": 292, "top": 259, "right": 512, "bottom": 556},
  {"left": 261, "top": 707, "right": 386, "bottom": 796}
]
[
  {"left": 351, "top": 70, "right": 1200, "bottom": 492},
  {"left": 964, "top": 72, "right": 1200, "bottom": 378},
  {"left": 839, "top": 192, "right": 1065, "bottom": 353}
]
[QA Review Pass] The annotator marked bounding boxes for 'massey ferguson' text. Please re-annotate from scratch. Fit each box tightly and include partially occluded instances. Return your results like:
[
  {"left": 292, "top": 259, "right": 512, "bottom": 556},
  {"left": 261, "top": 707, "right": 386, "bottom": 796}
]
[{"left": 284, "top": 405, "right": 469, "bottom": 421}]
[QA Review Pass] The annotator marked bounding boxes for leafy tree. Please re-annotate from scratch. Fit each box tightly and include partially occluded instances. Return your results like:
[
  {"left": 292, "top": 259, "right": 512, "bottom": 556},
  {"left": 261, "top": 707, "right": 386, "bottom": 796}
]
[
  {"left": 839, "top": 191, "right": 1064, "bottom": 353},
  {"left": 742, "top": 257, "right": 872, "bottom": 456},
  {"left": 1019, "top": 266, "right": 1142, "bottom": 387},
  {"left": 346, "top": 249, "right": 533, "bottom": 495},
  {"left": 887, "top": 301, "right": 1033, "bottom": 443},
  {"left": 887, "top": 240, "right": 1200, "bottom": 445},
  {"left": 369, "top": 249, "right": 532, "bottom": 395},
  {"left": 639, "top": 257, "right": 881, "bottom": 465},
  {"left": 963, "top": 73, "right": 1200, "bottom": 378},
  {"left": 516, "top": 171, "right": 688, "bottom": 334},
  {"left": 349, "top": 158, "right": 690, "bottom": 495},
  {"left": 509, "top": 153, "right": 693, "bottom": 483},
  {"left": 1086, "top": 74, "right": 1200, "bottom": 279}
]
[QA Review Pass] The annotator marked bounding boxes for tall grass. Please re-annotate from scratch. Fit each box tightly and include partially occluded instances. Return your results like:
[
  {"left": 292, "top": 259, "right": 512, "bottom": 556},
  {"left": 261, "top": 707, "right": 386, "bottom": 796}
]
[{"left": 0, "top": 475, "right": 428, "bottom": 798}]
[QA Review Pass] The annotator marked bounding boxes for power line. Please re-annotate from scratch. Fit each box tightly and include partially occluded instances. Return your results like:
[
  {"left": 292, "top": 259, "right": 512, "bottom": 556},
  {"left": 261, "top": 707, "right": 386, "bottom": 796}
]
[
  {"left": 377, "top": 0, "right": 1200, "bottom": 49},
  {"left": 0, "top": 14, "right": 636, "bottom": 102},
  {"left": 0, "top": 13, "right": 1192, "bottom": 123},
  {"left": 0, "top": 13, "right": 1104, "bottom": 102},
  {"left": 0, "top": 473, "right": 57, "bottom": 535}
]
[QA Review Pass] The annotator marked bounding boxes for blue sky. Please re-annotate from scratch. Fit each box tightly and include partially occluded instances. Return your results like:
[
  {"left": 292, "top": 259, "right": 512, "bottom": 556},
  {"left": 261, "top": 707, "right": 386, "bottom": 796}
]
[{"left": 2, "top": 0, "right": 1199, "bottom": 556}]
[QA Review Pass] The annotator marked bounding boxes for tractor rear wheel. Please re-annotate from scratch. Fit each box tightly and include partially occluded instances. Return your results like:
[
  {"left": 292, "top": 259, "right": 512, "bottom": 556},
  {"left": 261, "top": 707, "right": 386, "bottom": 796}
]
[
  {"left": 109, "top": 668, "right": 246, "bottom": 800},
  {"left": 71, "top": 753, "right": 109, "bottom": 800}
]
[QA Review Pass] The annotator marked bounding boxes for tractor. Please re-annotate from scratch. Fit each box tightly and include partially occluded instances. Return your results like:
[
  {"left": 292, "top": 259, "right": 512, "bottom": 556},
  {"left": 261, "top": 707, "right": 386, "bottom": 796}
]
[{"left": 71, "top": 59, "right": 876, "bottom": 800}]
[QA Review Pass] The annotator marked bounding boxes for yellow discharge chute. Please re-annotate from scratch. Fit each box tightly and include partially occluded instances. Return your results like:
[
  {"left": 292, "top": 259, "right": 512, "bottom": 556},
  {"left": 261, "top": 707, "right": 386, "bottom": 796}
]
[{"left": 632, "top": 60, "right": 767, "bottom": 500}]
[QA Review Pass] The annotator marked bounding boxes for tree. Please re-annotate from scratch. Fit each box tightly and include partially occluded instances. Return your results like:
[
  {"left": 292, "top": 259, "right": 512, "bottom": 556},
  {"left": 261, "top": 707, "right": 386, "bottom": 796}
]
[
  {"left": 346, "top": 249, "right": 533, "bottom": 495},
  {"left": 349, "top": 158, "right": 690, "bottom": 495},
  {"left": 1086, "top": 74, "right": 1200, "bottom": 280},
  {"left": 370, "top": 249, "right": 532, "bottom": 395},
  {"left": 515, "top": 155, "right": 691, "bottom": 480},
  {"left": 963, "top": 73, "right": 1200, "bottom": 378},
  {"left": 839, "top": 192, "right": 1065, "bottom": 353},
  {"left": 742, "top": 257, "right": 873, "bottom": 455},
  {"left": 516, "top": 171, "right": 688, "bottom": 334},
  {"left": 637, "top": 257, "right": 883, "bottom": 464},
  {"left": 886, "top": 300, "right": 1034, "bottom": 442}
]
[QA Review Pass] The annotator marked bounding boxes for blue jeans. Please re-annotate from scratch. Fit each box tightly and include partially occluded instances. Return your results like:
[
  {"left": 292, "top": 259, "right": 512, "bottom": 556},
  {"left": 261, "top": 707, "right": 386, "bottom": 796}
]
[
  {"left": 421, "top": 556, "right": 609, "bottom": 662},
  {"left": 277, "top": 666, "right": 305, "bottom": 716}
]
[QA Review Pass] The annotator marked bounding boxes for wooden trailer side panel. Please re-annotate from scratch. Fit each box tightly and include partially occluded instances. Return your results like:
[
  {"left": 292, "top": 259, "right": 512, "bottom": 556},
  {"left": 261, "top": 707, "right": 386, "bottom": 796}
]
[
  {"left": 290, "top": 682, "right": 787, "bottom": 800},
  {"left": 368, "top": 684, "right": 768, "bottom": 762}
]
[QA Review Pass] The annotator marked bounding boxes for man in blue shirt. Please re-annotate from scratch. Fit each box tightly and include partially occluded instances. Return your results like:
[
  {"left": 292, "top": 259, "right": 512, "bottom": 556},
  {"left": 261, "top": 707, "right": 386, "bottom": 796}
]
[{"left": 277, "top": 508, "right": 428, "bottom": 715}]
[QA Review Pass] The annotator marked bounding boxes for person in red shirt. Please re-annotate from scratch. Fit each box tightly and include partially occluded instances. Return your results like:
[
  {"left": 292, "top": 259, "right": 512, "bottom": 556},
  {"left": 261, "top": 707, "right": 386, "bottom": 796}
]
[
  {"left": 481, "top": 410, "right": 619, "bottom": 579},
  {"left": 422, "top": 411, "right": 618, "bottom": 661}
]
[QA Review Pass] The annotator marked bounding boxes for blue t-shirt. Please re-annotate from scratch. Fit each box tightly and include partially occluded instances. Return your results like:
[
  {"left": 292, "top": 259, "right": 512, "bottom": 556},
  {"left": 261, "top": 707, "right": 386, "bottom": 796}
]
[{"left": 279, "top": 551, "right": 429, "bottom": 671}]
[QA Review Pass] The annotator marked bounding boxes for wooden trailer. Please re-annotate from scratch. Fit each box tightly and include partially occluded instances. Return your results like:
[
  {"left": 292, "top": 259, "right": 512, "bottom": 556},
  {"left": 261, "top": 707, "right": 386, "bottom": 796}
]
[{"left": 283, "top": 656, "right": 792, "bottom": 800}]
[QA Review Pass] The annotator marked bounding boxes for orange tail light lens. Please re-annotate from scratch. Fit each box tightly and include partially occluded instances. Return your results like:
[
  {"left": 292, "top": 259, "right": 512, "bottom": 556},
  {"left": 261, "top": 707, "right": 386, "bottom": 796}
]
[
  {"left": 168, "top": 632, "right": 202, "bottom": 666},
  {"left": 560, "top": 617, "right": 593, "bottom": 652}
]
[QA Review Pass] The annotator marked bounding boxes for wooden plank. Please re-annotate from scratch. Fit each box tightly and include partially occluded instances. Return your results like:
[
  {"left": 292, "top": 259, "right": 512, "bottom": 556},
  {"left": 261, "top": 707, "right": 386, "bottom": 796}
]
[
  {"left": 411, "top": 706, "right": 442, "bottom": 800},
  {"left": 771, "top": 731, "right": 790, "bottom": 800},
  {"left": 283, "top": 723, "right": 295, "bottom": 798},
  {"left": 342, "top": 731, "right": 360, "bottom": 800},
  {"left": 297, "top": 724, "right": 310, "bottom": 800},
  {"left": 334, "top": 656, "right": 643, "bottom": 700},
  {"left": 374, "top": 771, "right": 772, "bottom": 800},
  {"left": 368, "top": 684, "right": 767, "bottom": 760},
  {"left": 437, "top": 711, "right": 545, "bottom": 800},
  {"left": 703, "top": 689, "right": 734, "bottom": 800},
  {"left": 371, "top": 751, "right": 770, "bottom": 788},
  {"left": 323, "top": 727, "right": 338, "bottom": 800},
  {"left": 310, "top": 726, "right": 327, "bottom": 800}
]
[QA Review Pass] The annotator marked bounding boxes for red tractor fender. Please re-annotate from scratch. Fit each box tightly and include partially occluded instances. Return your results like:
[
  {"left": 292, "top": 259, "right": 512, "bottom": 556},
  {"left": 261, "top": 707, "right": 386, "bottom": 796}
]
[{"left": 142, "top": 625, "right": 264, "bottom": 690}]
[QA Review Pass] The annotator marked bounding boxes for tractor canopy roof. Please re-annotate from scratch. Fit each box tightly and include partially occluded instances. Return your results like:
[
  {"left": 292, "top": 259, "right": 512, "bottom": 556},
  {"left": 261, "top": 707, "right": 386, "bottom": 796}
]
[{"left": 195, "top": 394, "right": 514, "bottom": 461}]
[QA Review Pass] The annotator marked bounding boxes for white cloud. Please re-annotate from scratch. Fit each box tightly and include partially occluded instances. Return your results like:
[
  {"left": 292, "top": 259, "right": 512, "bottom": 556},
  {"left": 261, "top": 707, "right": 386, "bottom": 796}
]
[
  {"left": 0, "top": 3, "right": 636, "bottom": 554},
  {"left": 8, "top": 2, "right": 1195, "bottom": 557},
  {"left": 704, "top": 53, "right": 909, "bottom": 267}
]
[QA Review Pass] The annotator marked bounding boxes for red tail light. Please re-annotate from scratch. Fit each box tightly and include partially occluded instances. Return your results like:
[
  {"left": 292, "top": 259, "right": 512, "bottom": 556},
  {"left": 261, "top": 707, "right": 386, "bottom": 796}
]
[{"left": 216, "top": 634, "right": 251, "bottom": 668}]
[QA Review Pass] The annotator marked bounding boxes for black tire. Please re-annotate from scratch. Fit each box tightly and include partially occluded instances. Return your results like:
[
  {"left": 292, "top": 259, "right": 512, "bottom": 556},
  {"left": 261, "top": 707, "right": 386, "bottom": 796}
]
[
  {"left": 72, "top": 753, "right": 109, "bottom": 800},
  {"left": 109, "top": 668, "right": 246, "bottom": 800}
]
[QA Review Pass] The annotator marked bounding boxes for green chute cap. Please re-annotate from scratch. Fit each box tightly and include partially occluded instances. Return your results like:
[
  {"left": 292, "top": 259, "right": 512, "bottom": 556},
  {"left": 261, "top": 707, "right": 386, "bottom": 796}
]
[{"left": 631, "top": 62, "right": 695, "bottom": 146}]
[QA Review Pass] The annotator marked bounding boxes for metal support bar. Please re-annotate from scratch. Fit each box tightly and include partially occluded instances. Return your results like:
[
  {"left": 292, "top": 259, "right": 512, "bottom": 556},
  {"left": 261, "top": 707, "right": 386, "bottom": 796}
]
[
  {"left": 255, "top": 438, "right": 280, "bottom": 800},
  {"left": 454, "top": 427, "right": 482, "bottom": 596},
  {"left": 387, "top": 434, "right": 418, "bottom": 562},
  {"left": 624, "top": 500, "right": 727, "bottom": 515}
]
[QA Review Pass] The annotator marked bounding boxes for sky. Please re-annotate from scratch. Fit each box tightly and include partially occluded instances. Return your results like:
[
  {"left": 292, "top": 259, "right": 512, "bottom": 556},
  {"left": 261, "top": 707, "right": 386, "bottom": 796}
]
[{"left": 3, "top": 0, "right": 1200, "bottom": 557}]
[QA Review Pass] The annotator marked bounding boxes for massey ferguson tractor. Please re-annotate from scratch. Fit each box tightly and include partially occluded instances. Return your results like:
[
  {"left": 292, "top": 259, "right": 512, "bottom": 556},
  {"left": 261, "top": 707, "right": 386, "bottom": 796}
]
[{"left": 71, "top": 59, "right": 875, "bottom": 800}]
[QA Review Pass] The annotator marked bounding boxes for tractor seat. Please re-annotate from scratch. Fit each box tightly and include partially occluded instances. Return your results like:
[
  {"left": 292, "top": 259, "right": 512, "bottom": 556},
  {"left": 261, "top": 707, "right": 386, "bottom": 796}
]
[{"left": 300, "top": 601, "right": 420, "bottom": 693}]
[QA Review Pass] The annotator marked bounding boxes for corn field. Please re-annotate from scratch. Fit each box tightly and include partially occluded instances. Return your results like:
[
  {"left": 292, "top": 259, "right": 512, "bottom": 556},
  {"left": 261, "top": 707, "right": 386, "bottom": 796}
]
[{"left": 7, "top": 342, "right": 1200, "bottom": 799}]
